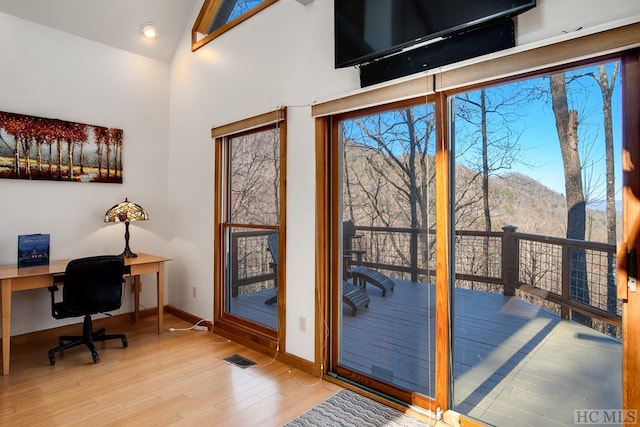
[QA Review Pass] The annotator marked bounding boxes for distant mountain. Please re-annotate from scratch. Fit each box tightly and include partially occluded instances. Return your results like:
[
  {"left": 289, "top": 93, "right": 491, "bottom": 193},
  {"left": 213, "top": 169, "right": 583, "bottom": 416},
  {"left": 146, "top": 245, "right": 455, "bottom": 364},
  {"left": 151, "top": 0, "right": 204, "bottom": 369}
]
[
  {"left": 487, "top": 172, "right": 619, "bottom": 242},
  {"left": 344, "top": 140, "right": 619, "bottom": 243},
  {"left": 586, "top": 199, "right": 623, "bottom": 213}
]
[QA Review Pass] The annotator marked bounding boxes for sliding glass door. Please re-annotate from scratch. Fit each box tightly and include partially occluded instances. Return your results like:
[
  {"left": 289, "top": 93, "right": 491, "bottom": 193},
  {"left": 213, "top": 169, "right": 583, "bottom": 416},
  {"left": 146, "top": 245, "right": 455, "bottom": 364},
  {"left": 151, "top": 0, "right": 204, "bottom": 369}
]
[
  {"left": 449, "top": 59, "right": 624, "bottom": 426},
  {"left": 324, "top": 53, "right": 636, "bottom": 423},
  {"left": 330, "top": 100, "right": 438, "bottom": 405}
]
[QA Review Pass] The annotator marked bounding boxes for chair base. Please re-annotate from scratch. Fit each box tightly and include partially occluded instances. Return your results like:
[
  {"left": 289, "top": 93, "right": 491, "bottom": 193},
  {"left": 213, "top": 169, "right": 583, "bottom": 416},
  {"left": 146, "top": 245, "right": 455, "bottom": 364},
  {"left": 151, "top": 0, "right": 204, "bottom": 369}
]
[
  {"left": 343, "top": 281, "right": 370, "bottom": 316},
  {"left": 48, "top": 314, "right": 128, "bottom": 365}
]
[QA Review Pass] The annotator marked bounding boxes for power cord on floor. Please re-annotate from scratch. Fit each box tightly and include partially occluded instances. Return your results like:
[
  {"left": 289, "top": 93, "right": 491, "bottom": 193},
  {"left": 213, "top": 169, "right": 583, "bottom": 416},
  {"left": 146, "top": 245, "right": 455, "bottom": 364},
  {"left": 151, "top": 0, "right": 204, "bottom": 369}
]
[
  {"left": 168, "top": 318, "right": 212, "bottom": 333},
  {"left": 168, "top": 319, "right": 230, "bottom": 344},
  {"left": 287, "top": 364, "right": 324, "bottom": 387},
  {"left": 247, "top": 334, "right": 318, "bottom": 383},
  {"left": 257, "top": 344, "right": 280, "bottom": 367}
]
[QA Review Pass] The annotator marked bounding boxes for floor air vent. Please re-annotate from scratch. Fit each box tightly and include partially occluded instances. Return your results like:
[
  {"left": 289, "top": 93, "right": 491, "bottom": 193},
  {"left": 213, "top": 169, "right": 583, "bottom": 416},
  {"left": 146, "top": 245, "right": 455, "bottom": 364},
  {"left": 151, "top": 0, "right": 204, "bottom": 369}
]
[{"left": 224, "top": 354, "right": 256, "bottom": 368}]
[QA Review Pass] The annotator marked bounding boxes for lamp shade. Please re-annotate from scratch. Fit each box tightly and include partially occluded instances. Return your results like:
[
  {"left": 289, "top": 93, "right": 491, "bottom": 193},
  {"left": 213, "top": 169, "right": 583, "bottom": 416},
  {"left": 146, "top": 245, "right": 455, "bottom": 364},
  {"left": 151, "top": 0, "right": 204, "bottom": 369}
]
[
  {"left": 104, "top": 198, "right": 148, "bottom": 258},
  {"left": 104, "top": 198, "right": 149, "bottom": 223}
]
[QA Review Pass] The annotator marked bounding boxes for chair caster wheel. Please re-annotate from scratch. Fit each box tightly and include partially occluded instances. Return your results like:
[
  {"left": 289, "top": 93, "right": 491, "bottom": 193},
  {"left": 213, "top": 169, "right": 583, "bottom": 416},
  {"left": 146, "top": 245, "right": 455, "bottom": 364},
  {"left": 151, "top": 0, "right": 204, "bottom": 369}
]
[
  {"left": 49, "top": 353, "right": 56, "bottom": 366},
  {"left": 122, "top": 337, "right": 128, "bottom": 348},
  {"left": 92, "top": 352, "right": 100, "bottom": 363}
]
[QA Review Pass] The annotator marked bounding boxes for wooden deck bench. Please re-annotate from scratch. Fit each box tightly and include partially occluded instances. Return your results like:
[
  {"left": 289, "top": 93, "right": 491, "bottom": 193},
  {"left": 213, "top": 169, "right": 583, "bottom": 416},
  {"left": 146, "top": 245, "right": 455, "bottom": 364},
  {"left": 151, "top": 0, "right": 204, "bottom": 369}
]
[{"left": 348, "top": 266, "right": 396, "bottom": 297}]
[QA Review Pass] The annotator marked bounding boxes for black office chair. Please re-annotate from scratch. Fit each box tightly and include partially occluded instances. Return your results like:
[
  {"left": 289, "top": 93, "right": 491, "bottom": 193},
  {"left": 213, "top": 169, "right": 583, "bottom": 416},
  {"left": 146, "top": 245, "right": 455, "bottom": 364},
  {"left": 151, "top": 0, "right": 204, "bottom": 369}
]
[{"left": 47, "top": 255, "right": 128, "bottom": 365}]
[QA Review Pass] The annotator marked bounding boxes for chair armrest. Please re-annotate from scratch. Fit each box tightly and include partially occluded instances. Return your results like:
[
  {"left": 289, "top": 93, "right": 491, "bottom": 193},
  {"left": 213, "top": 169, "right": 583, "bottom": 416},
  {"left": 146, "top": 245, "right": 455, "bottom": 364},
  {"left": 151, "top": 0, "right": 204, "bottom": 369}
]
[
  {"left": 345, "top": 249, "right": 366, "bottom": 254},
  {"left": 344, "top": 249, "right": 366, "bottom": 265}
]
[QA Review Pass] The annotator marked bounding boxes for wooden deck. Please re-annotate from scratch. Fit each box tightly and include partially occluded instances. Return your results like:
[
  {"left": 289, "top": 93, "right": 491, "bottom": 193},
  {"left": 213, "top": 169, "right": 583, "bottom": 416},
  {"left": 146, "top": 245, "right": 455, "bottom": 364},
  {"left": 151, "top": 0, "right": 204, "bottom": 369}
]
[
  {"left": 231, "top": 287, "right": 279, "bottom": 329},
  {"left": 234, "top": 279, "right": 622, "bottom": 426}
]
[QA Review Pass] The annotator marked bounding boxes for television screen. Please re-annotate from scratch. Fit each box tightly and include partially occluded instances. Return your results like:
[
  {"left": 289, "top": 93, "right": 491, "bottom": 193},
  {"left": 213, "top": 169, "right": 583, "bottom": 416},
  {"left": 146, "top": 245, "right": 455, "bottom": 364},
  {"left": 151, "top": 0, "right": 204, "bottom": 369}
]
[{"left": 335, "top": 0, "right": 536, "bottom": 68}]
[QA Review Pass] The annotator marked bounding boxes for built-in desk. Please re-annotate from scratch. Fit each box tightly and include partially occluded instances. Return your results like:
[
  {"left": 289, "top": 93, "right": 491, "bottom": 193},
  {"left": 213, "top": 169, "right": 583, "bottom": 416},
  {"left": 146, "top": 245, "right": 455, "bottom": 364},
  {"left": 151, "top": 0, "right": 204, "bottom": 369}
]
[{"left": 0, "top": 253, "right": 171, "bottom": 375}]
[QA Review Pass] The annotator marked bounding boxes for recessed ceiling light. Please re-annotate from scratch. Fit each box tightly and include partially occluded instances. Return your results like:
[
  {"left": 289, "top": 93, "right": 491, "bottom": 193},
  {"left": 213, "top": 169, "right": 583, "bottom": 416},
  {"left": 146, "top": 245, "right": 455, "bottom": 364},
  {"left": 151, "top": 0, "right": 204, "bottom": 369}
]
[{"left": 140, "top": 23, "right": 158, "bottom": 39}]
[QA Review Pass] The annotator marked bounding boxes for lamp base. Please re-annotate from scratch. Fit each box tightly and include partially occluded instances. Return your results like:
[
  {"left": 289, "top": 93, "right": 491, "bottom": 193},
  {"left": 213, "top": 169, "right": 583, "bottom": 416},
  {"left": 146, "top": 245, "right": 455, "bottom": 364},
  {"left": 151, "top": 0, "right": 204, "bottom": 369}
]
[
  {"left": 120, "top": 221, "right": 138, "bottom": 258},
  {"left": 119, "top": 247, "right": 138, "bottom": 258}
]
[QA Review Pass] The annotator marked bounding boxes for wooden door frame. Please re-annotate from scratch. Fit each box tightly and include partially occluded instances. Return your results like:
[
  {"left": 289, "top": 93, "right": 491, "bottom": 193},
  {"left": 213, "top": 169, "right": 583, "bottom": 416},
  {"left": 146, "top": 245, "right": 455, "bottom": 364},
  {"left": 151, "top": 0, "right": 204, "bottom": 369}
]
[
  {"left": 621, "top": 48, "right": 640, "bottom": 422},
  {"left": 318, "top": 100, "right": 442, "bottom": 413}
]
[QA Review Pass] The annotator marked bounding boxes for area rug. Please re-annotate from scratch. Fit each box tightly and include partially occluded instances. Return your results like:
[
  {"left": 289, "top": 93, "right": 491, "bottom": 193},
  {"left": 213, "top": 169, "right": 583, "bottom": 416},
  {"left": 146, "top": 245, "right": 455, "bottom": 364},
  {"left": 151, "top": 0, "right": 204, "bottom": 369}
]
[{"left": 285, "top": 389, "right": 433, "bottom": 427}]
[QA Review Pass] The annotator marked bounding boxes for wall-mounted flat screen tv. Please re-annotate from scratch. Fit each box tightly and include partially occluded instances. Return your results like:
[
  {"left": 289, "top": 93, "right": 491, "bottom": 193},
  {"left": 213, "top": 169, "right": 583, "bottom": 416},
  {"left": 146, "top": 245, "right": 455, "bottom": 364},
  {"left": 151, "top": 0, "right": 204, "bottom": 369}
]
[{"left": 335, "top": 0, "right": 536, "bottom": 68}]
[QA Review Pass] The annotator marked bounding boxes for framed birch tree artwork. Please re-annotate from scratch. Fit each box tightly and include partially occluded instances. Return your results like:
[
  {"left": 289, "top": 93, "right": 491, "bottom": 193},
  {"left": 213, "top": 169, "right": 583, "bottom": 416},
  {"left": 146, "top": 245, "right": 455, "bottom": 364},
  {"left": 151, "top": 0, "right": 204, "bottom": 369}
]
[{"left": 0, "top": 111, "right": 123, "bottom": 183}]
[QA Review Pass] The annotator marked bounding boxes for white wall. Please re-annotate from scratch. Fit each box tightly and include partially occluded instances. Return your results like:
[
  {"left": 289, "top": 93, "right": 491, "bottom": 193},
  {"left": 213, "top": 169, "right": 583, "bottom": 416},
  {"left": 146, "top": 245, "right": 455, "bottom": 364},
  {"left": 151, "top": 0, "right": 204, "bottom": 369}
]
[
  {"left": 168, "top": 0, "right": 356, "bottom": 361},
  {"left": 0, "top": 12, "right": 170, "bottom": 335},
  {"left": 167, "top": 0, "right": 639, "bottom": 362},
  {"left": 516, "top": 0, "right": 640, "bottom": 45}
]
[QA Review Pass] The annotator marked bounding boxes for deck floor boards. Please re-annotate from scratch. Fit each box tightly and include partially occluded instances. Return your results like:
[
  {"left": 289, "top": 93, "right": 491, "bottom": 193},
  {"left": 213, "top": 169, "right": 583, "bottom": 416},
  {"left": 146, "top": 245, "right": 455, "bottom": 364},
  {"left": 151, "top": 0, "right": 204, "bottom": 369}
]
[{"left": 233, "top": 278, "right": 622, "bottom": 426}]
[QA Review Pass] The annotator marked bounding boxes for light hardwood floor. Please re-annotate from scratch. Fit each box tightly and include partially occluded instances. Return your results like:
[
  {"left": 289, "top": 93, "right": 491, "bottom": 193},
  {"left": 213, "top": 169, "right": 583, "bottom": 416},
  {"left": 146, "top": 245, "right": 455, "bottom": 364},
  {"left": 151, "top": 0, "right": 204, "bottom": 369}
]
[{"left": 0, "top": 313, "right": 341, "bottom": 426}]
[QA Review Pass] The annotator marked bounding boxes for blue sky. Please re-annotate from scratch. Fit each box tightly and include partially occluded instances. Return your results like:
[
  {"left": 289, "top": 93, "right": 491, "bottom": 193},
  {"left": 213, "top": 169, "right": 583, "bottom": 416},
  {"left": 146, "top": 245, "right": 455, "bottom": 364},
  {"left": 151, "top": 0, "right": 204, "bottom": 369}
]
[
  {"left": 341, "top": 60, "right": 623, "bottom": 209},
  {"left": 454, "top": 61, "right": 623, "bottom": 205},
  {"left": 228, "top": 1, "right": 263, "bottom": 21}
]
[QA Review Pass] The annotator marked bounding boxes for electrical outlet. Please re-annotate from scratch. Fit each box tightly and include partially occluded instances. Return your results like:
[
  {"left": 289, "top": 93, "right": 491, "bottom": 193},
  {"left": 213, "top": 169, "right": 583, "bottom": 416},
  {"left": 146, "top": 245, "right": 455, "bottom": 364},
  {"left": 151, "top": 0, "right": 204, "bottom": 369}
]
[
  {"left": 192, "top": 286, "right": 197, "bottom": 298},
  {"left": 298, "top": 316, "right": 306, "bottom": 332}
]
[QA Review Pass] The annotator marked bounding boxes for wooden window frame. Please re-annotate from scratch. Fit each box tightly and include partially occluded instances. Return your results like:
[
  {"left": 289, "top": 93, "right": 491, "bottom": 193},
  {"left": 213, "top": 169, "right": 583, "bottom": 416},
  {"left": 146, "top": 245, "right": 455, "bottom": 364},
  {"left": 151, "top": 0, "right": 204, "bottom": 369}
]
[
  {"left": 192, "top": 0, "right": 279, "bottom": 52},
  {"left": 212, "top": 107, "right": 287, "bottom": 354}
]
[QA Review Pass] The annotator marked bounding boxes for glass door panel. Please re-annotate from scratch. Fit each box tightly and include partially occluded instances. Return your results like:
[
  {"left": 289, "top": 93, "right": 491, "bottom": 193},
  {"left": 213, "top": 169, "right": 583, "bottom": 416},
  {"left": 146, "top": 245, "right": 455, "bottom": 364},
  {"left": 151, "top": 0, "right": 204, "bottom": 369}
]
[
  {"left": 334, "top": 102, "right": 438, "bottom": 401},
  {"left": 450, "top": 60, "right": 623, "bottom": 426}
]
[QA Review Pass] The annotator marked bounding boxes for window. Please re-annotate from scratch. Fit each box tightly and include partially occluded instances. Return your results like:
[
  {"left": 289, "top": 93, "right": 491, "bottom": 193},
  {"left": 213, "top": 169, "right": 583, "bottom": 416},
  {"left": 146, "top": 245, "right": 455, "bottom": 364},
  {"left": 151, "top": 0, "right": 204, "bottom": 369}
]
[
  {"left": 213, "top": 108, "right": 286, "bottom": 344},
  {"left": 192, "top": 0, "right": 279, "bottom": 51}
]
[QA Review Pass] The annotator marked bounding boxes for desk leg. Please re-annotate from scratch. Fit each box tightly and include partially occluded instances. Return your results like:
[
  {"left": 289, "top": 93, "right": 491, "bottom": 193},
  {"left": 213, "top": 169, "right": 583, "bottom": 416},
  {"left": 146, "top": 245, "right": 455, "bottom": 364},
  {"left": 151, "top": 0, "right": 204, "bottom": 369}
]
[
  {"left": 157, "top": 263, "right": 164, "bottom": 334},
  {"left": 133, "top": 275, "right": 141, "bottom": 322},
  {"left": 1, "top": 279, "right": 12, "bottom": 375}
]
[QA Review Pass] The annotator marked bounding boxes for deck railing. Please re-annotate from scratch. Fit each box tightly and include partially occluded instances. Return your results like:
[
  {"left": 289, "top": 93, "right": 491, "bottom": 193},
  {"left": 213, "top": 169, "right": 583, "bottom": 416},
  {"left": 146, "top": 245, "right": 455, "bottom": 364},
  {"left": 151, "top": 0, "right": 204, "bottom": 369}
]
[
  {"left": 229, "top": 225, "right": 621, "bottom": 332},
  {"left": 350, "top": 225, "right": 621, "bottom": 331},
  {"left": 229, "top": 229, "right": 275, "bottom": 297}
]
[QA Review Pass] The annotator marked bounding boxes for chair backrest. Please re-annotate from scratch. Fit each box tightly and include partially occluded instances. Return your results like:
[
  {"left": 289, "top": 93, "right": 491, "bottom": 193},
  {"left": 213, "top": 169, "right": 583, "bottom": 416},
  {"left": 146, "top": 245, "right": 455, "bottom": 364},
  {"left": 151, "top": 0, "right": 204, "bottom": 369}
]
[
  {"left": 343, "top": 220, "right": 357, "bottom": 251},
  {"left": 343, "top": 220, "right": 356, "bottom": 238},
  {"left": 267, "top": 233, "right": 278, "bottom": 265},
  {"left": 62, "top": 255, "right": 125, "bottom": 314}
]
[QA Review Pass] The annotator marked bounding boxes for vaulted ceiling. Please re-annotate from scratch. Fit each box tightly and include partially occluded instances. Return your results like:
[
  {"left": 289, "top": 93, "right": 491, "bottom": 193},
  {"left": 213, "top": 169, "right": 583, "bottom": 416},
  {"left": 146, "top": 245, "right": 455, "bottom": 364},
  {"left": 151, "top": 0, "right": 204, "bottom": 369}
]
[{"left": 0, "top": 0, "right": 201, "bottom": 63}]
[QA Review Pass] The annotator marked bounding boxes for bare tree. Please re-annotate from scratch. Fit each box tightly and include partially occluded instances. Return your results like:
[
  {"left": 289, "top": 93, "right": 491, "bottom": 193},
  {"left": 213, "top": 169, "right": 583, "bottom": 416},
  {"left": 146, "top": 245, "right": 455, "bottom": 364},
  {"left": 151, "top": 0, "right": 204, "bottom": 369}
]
[
  {"left": 454, "top": 84, "right": 532, "bottom": 277},
  {"left": 590, "top": 62, "right": 619, "bottom": 329},
  {"left": 344, "top": 105, "right": 436, "bottom": 280},
  {"left": 343, "top": 141, "right": 356, "bottom": 222},
  {"left": 230, "top": 129, "right": 280, "bottom": 226},
  {"left": 550, "top": 72, "right": 591, "bottom": 327}
]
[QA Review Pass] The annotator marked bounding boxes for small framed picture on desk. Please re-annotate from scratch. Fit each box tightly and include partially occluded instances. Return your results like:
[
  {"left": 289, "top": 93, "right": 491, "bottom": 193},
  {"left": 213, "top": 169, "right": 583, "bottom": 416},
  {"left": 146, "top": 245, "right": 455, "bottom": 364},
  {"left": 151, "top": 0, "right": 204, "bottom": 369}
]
[{"left": 17, "top": 233, "right": 50, "bottom": 268}]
